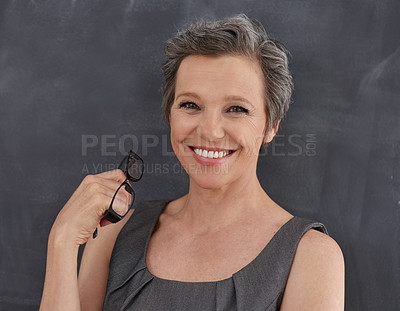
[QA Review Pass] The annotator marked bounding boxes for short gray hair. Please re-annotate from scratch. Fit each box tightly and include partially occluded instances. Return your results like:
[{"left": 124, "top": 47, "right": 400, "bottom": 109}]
[{"left": 162, "top": 14, "right": 294, "bottom": 135}]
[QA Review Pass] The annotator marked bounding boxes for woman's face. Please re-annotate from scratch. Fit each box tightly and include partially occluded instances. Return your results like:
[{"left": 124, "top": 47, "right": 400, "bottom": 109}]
[{"left": 169, "top": 54, "right": 277, "bottom": 190}]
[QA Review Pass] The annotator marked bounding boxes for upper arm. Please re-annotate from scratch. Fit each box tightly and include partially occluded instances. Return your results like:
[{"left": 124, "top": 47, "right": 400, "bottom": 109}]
[
  {"left": 280, "top": 229, "right": 345, "bottom": 311},
  {"left": 78, "top": 210, "right": 135, "bottom": 311}
]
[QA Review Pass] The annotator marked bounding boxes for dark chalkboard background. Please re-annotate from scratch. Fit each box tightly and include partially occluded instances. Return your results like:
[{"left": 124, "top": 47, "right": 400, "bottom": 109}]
[{"left": 0, "top": 0, "right": 399, "bottom": 310}]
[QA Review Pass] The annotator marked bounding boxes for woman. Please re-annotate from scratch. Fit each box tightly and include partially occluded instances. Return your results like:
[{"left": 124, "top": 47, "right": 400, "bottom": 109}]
[{"left": 40, "top": 14, "right": 344, "bottom": 310}]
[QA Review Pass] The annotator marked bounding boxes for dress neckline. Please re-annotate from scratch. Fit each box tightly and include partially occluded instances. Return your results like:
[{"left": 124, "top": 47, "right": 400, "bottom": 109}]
[{"left": 143, "top": 200, "right": 296, "bottom": 284}]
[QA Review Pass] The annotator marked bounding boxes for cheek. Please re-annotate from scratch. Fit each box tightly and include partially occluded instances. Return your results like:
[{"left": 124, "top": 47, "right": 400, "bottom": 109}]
[
  {"left": 227, "top": 119, "right": 265, "bottom": 149},
  {"left": 170, "top": 112, "right": 194, "bottom": 147},
  {"left": 250, "top": 116, "right": 267, "bottom": 140}
]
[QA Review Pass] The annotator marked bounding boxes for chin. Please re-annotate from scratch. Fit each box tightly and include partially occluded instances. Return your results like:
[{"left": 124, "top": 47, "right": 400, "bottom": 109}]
[
  {"left": 191, "top": 178, "right": 227, "bottom": 191},
  {"left": 188, "top": 167, "right": 232, "bottom": 190}
]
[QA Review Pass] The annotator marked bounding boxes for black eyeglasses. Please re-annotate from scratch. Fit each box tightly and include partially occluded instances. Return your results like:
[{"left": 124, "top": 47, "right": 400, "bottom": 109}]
[{"left": 93, "top": 150, "right": 144, "bottom": 239}]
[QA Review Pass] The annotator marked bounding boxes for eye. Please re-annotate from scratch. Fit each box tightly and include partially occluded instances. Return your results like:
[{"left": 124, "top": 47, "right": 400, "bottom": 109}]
[
  {"left": 179, "top": 101, "right": 200, "bottom": 110},
  {"left": 227, "top": 106, "right": 249, "bottom": 114}
]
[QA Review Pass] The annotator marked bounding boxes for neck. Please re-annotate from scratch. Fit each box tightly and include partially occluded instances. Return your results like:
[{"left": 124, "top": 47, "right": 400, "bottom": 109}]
[{"left": 175, "top": 173, "right": 272, "bottom": 234}]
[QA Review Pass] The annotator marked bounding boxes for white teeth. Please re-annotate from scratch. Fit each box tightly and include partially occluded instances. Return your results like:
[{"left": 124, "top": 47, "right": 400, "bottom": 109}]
[{"left": 193, "top": 148, "right": 233, "bottom": 159}]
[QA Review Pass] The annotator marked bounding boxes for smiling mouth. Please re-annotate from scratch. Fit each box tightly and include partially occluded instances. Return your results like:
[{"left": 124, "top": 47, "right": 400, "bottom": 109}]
[{"left": 189, "top": 146, "right": 236, "bottom": 159}]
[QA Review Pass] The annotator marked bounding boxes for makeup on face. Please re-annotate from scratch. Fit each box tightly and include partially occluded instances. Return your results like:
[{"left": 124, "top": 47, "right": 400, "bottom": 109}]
[
  {"left": 169, "top": 55, "right": 267, "bottom": 186},
  {"left": 188, "top": 145, "right": 237, "bottom": 166}
]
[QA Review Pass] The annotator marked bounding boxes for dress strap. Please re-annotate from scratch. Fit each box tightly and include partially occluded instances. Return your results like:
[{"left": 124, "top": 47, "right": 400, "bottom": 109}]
[
  {"left": 233, "top": 216, "right": 328, "bottom": 310},
  {"left": 104, "top": 200, "right": 169, "bottom": 306}
]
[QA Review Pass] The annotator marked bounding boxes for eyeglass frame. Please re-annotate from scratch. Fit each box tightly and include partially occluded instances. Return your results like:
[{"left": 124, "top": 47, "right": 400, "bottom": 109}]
[
  {"left": 93, "top": 150, "right": 144, "bottom": 239},
  {"left": 104, "top": 150, "right": 144, "bottom": 223}
]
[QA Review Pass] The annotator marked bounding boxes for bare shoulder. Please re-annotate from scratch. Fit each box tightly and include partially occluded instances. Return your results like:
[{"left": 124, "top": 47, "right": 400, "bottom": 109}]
[
  {"left": 298, "top": 229, "right": 343, "bottom": 260},
  {"left": 78, "top": 209, "right": 135, "bottom": 311},
  {"left": 280, "top": 229, "right": 345, "bottom": 311}
]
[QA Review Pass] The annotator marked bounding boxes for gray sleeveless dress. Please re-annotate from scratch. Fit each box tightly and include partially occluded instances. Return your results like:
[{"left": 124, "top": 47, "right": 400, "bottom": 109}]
[{"left": 103, "top": 200, "right": 328, "bottom": 311}]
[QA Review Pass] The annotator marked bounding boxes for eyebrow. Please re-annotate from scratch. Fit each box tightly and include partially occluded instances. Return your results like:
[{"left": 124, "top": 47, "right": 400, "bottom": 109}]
[
  {"left": 175, "top": 92, "right": 201, "bottom": 101},
  {"left": 225, "top": 95, "right": 255, "bottom": 109},
  {"left": 175, "top": 92, "right": 255, "bottom": 109}
]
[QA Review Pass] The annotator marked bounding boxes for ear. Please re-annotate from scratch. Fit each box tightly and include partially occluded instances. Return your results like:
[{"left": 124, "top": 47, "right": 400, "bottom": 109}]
[{"left": 263, "top": 119, "right": 281, "bottom": 144}]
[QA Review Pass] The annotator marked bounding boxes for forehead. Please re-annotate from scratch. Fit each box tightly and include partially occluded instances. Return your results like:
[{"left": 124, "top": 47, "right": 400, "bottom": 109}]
[{"left": 175, "top": 55, "right": 265, "bottom": 105}]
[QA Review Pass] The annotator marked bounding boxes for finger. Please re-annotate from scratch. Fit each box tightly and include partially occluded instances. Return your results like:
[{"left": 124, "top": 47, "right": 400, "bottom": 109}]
[
  {"left": 82, "top": 175, "right": 130, "bottom": 199},
  {"left": 105, "top": 181, "right": 133, "bottom": 208},
  {"left": 96, "top": 169, "right": 127, "bottom": 183},
  {"left": 84, "top": 182, "right": 118, "bottom": 201},
  {"left": 110, "top": 187, "right": 132, "bottom": 215},
  {"left": 93, "top": 176, "right": 126, "bottom": 193},
  {"left": 83, "top": 178, "right": 132, "bottom": 219},
  {"left": 80, "top": 173, "right": 125, "bottom": 197},
  {"left": 100, "top": 218, "right": 112, "bottom": 227}
]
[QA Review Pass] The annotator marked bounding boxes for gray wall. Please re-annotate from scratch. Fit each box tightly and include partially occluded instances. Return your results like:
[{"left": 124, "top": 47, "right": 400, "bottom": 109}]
[{"left": 1, "top": 0, "right": 399, "bottom": 310}]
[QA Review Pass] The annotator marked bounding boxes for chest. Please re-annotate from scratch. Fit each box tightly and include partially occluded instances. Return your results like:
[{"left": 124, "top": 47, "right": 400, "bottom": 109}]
[{"left": 146, "top": 223, "right": 280, "bottom": 282}]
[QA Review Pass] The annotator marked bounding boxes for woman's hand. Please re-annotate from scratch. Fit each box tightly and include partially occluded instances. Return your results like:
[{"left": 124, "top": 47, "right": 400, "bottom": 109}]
[
  {"left": 50, "top": 169, "right": 131, "bottom": 247},
  {"left": 40, "top": 169, "right": 131, "bottom": 311}
]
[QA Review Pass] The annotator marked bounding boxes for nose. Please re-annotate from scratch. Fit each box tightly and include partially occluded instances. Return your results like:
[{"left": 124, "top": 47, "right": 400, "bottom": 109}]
[{"left": 196, "top": 109, "right": 225, "bottom": 142}]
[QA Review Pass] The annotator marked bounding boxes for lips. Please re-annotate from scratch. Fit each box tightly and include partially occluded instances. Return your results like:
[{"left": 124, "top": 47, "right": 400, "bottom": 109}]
[{"left": 188, "top": 146, "right": 236, "bottom": 165}]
